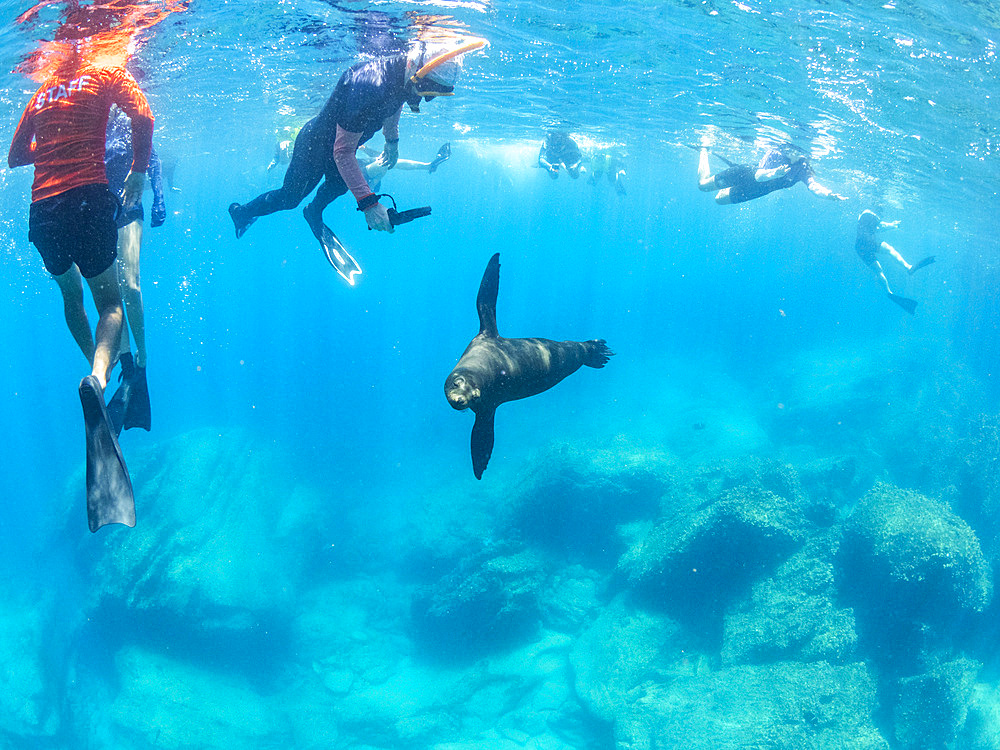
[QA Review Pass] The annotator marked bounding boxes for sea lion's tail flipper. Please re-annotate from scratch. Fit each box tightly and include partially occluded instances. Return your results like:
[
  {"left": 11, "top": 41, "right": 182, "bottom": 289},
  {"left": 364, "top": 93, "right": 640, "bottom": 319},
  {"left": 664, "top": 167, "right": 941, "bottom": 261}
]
[
  {"left": 584, "top": 339, "right": 615, "bottom": 368},
  {"left": 889, "top": 294, "right": 917, "bottom": 315},
  {"left": 477, "top": 253, "right": 500, "bottom": 337},
  {"left": 471, "top": 409, "right": 495, "bottom": 480},
  {"left": 79, "top": 375, "right": 135, "bottom": 532}
]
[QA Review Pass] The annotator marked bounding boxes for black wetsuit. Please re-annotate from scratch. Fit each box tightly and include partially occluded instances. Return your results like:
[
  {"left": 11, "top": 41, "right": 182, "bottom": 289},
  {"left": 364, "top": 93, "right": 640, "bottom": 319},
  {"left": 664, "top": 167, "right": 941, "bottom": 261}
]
[
  {"left": 714, "top": 149, "right": 812, "bottom": 204},
  {"left": 855, "top": 211, "right": 882, "bottom": 265},
  {"left": 240, "top": 54, "right": 417, "bottom": 222},
  {"left": 539, "top": 132, "right": 582, "bottom": 170}
]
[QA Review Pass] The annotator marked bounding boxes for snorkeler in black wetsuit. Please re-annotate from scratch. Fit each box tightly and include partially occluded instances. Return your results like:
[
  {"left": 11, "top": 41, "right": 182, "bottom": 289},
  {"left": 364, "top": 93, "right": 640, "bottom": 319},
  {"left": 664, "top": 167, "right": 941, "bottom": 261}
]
[
  {"left": 698, "top": 147, "right": 848, "bottom": 204},
  {"left": 538, "top": 131, "right": 583, "bottom": 179},
  {"left": 855, "top": 209, "right": 935, "bottom": 314},
  {"left": 228, "top": 39, "right": 485, "bottom": 285}
]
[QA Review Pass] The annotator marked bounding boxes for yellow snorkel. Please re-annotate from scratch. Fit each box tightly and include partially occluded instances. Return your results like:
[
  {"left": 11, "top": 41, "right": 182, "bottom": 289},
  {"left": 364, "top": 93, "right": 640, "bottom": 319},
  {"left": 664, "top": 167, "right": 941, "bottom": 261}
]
[{"left": 410, "top": 38, "right": 488, "bottom": 97}]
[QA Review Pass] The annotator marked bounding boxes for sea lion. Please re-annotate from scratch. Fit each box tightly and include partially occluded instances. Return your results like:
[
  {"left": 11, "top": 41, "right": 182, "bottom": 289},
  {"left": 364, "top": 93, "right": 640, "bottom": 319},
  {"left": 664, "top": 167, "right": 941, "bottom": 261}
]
[{"left": 445, "top": 253, "right": 614, "bottom": 479}]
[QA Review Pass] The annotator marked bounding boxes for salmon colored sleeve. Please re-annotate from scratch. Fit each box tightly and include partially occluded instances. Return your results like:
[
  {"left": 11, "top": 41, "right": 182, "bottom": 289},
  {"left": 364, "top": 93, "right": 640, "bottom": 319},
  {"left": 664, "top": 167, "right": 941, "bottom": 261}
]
[
  {"left": 333, "top": 125, "right": 375, "bottom": 205},
  {"left": 106, "top": 67, "right": 153, "bottom": 173},
  {"left": 7, "top": 92, "right": 39, "bottom": 168}
]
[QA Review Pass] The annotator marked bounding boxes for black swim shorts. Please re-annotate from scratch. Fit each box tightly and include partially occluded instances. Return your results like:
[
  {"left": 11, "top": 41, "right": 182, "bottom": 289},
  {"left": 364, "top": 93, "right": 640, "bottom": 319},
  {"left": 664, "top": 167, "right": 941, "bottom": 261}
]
[{"left": 28, "top": 183, "right": 119, "bottom": 279}]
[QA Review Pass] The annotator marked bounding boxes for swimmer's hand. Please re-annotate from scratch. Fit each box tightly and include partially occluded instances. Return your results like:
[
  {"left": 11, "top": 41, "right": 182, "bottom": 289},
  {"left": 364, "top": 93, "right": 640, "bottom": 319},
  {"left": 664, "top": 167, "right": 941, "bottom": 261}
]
[
  {"left": 122, "top": 171, "right": 146, "bottom": 210},
  {"left": 378, "top": 139, "right": 399, "bottom": 170},
  {"left": 828, "top": 192, "right": 849, "bottom": 201},
  {"left": 884, "top": 219, "right": 901, "bottom": 228},
  {"left": 363, "top": 202, "right": 394, "bottom": 233},
  {"left": 756, "top": 164, "right": 790, "bottom": 182}
]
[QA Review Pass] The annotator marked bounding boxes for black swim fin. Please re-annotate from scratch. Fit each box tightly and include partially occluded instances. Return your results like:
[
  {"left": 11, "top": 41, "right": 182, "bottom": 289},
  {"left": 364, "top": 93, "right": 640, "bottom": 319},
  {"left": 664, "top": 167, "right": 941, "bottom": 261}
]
[
  {"left": 319, "top": 227, "right": 362, "bottom": 286},
  {"left": 124, "top": 366, "right": 151, "bottom": 431},
  {"left": 471, "top": 409, "right": 495, "bottom": 480},
  {"left": 909, "top": 256, "right": 936, "bottom": 275},
  {"left": 304, "top": 205, "right": 362, "bottom": 286},
  {"left": 889, "top": 293, "right": 918, "bottom": 315},
  {"left": 228, "top": 203, "right": 256, "bottom": 240},
  {"left": 79, "top": 375, "right": 135, "bottom": 532}
]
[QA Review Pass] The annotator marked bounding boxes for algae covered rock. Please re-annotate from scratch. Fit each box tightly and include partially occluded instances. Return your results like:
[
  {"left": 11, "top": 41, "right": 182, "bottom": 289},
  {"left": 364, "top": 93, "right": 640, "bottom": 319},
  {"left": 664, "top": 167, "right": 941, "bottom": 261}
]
[
  {"left": 723, "top": 533, "right": 857, "bottom": 665},
  {"left": 411, "top": 547, "right": 545, "bottom": 659},
  {"left": 511, "top": 440, "right": 669, "bottom": 567},
  {"left": 841, "top": 482, "right": 993, "bottom": 624},
  {"left": 893, "top": 658, "right": 981, "bottom": 750},
  {"left": 617, "top": 661, "right": 887, "bottom": 750},
  {"left": 75, "top": 429, "right": 324, "bottom": 645},
  {"left": 0, "top": 585, "right": 61, "bottom": 742},
  {"left": 570, "top": 594, "right": 689, "bottom": 723},
  {"left": 108, "top": 646, "right": 285, "bottom": 748},
  {"left": 618, "top": 481, "right": 810, "bottom": 626}
]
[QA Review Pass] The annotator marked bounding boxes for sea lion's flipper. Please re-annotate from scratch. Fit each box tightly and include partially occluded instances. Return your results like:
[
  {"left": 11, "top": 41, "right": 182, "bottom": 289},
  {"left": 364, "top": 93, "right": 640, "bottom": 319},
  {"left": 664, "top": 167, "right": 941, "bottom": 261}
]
[
  {"left": 584, "top": 339, "right": 615, "bottom": 369},
  {"left": 471, "top": 409, "right": 496, "bottom": 480},
  {"left": 477, "top": 253, "right": 500, "bottom": 337},
  {"left": 79, "top": 375, "right": 135, "bottom": 532}
]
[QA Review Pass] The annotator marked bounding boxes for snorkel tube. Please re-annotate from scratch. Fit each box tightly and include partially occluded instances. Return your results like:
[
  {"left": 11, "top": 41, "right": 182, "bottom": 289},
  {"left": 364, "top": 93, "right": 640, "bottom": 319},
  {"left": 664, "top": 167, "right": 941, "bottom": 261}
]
[{"left": 410, "top": 38, "right": 489, "bottom": 98}]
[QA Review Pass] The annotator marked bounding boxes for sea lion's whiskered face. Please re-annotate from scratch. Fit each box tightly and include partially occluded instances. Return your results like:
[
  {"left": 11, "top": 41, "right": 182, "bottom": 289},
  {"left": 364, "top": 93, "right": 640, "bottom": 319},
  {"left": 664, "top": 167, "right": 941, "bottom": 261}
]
[{"left": 445, "top": 372, "right": 480, "bottom": 410}]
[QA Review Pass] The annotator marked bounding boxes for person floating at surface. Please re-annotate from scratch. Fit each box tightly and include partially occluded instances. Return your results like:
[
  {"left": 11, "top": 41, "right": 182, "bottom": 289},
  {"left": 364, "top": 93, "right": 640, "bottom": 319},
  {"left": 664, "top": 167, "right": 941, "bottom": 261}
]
[
  {"left": 698, "top": 146, "right": 848, "bottom": 204},
  {"left": 358, "top": 141, "right": 451, "bottom": 192},
  {"left": 855, "top": 209, "right": 935, "bottom": 315},
  {"left": 266, "top": 125, "right": 300, "bottom": 173},
  {"left": 229, "top": 39, "right": 486, "bottom": 285},
  {"left": 8, "top": 44, "right": 153, "bottom": 531},
  {"left": 588, "top": 148, "right": 627, "bottom": 195},
  {"left": 538, "top": 131, "right": 583, "bottom": 179},
  {"left": 104, "top": 105, "right": 165, "bottom": 435}
]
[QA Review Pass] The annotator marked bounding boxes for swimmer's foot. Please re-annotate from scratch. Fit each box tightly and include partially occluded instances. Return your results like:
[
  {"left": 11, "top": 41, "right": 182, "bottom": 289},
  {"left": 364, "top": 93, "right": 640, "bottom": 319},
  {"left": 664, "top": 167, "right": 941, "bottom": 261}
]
[
  {"left": 228, "top": 202, "right": 255, "bottom": 239},
  {"left": 429, "top": 142, "right": 451, "bottom": 173},
  {"left": 909, "top": 256, "right": 936, "bottom": 275}
]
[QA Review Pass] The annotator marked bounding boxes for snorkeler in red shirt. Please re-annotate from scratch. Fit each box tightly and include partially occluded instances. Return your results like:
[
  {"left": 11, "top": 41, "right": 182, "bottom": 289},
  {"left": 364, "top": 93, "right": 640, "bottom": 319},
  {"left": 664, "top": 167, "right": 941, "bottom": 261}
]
[{"left": 8, "top": 47, "right": 153, "bottom": 532}]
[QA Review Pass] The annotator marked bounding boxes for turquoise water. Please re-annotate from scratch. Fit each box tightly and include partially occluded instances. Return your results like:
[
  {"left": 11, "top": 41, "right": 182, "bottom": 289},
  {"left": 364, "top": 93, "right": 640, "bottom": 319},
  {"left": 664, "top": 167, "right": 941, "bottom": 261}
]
[{"left": 0, "top": 0, "right": 999, "bottom": 747}]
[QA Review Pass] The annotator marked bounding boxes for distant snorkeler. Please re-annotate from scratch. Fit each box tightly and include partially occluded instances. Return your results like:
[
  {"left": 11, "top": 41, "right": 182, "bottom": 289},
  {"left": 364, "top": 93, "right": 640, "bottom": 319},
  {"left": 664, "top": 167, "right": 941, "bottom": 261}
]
[
  {"left": 698, "top": 146, "right": 848, "bottom": 204},
  {"left": 855, "top": 209, "right": 935, "bottom": 315},
  {"left": 588, "top": 148, "right": 627, "bottom": 195},
  {"left": 229, "top": 38, "right": 487, "bottom": 286},
  {"left": 357, "top": 141, "right": 451, "bottom": 192},
  {"left": 538, "top": 131, "right": 583, "bottom": 179}
]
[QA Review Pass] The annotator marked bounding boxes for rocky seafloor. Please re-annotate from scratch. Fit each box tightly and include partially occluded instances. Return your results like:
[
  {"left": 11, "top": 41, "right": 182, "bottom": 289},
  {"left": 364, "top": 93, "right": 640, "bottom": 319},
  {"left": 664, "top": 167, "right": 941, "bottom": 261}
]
[{"left": 5, "top": 355, "right": 1000, "bottom": 750}]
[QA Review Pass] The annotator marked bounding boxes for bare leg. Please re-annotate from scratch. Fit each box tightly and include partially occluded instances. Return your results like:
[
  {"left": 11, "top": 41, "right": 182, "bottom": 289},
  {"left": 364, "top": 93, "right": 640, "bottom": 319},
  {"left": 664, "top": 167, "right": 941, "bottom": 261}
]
[
  {"left": 698, "top": 148, "right": 716, "bottom": 191},
  {"left": 84, "top": 264, "right": 124, "bottom": 389},
  {"left": 715, "top": 187, "right": 734, "bottom": 204},
  {"left": 882, "top": 241, "right": 912, "bottom": 272},
  {"left": 116, "top": 220, "right": 146, "bottom": 367},
  {"left": 54, "top": 266, "right": 95, "bottom": 365},
  {"left": 870, "top": 260, "right": 893, "bottom": 295}
]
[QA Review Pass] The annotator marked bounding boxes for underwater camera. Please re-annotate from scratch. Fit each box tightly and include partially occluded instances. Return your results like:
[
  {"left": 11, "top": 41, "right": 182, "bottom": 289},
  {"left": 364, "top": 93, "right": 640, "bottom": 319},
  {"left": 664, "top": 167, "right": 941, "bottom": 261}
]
[{"left": 373, "top": 193, "right": 431, "bottom": 228}]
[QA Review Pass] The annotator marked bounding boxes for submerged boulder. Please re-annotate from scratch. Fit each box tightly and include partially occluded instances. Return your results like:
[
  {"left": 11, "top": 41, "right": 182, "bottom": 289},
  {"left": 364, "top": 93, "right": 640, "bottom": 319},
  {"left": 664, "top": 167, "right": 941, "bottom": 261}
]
[
  {"left": 410, "top": 547, "right": 545, "bottom": 660},
  {"left": 0, "top": 585, "right": 61, "bottom": 742},
  {"left": 569, "top": 594, "right": 690, "bottom": 724},
  {"left": 72, "top": 429, "right": 325, "bottom": 670},
  {"left": 617, "top": 661, "right": 887, "bottom": 750},
  {"left": 841, "top": 483, "right": 993, "bottom": 625},
  {"left": 723, "top": 532, "right": 858, "bottom": 665},
  {"left": 893, "top": 658, "right": 980, "bottom": 750},
  {"left": 510, "top": 440, "right": 669, "bottom": 567},
  {"left": 108, "top": 646, "right": 285, "bottom": 748},
  {"left": 618, "top": 478, "right": 811, "bottom": 629}
]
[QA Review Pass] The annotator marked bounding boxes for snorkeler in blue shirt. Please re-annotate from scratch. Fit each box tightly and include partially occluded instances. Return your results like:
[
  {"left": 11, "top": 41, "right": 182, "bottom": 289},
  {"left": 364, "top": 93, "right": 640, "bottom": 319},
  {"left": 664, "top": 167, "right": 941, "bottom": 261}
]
[
  {"left": 228, "top": 39, "right": 486, "bottom": 285},
  {"left": 104, "top": 106, "right": 165, "bottom": 436},
  {"left": 698, "top": 146, "right": 848, "bottom": 204}
]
